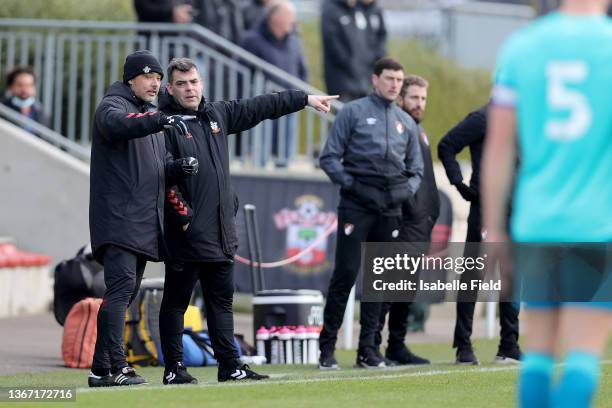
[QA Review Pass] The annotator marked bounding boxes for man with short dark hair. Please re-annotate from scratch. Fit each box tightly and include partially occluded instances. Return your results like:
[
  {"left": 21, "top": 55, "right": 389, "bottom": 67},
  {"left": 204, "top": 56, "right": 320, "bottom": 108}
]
[
  {"left": 2, "top": 66, "right": 50, "bottom": 130},
  {"left": 318, "top": 57, "right": 424, "bottom": 370},
  {"left": 88, "top": 50, "right": 197, "bottom": 388},
  {"left": 157, "top": 57, "right": 337, "bottom": 384},
  {"left": 374, "top": 74, "right": 436, "bottom": 366}
]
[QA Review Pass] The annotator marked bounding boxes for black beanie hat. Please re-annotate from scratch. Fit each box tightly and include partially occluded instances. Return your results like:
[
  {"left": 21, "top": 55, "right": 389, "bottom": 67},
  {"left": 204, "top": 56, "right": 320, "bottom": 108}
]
[{"left": 123, "top": 50, "right": 164, "bottom": 83}]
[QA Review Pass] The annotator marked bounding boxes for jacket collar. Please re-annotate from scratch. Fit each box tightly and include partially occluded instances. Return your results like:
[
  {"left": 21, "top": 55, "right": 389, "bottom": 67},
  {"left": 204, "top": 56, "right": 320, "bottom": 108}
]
[{"left": 369, "top": 92, "right": 395, "bottom": 108}]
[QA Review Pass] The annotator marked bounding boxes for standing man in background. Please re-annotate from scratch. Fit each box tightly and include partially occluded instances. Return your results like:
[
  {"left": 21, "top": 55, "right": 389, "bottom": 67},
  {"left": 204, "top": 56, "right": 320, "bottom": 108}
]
[
  {"left": 88, "top": 50, "right": 196, "bottom": 387},
  {"left": 318, "top": 57, "right": 423, "bottom": 370},
  {"left": 242, "top": 0, "right": 308, "bottom": 167},
  {"left": 375, "top": 75, "right": 436, "bottom": 366},
  {"left": 322, "top": 0, "right": 380, "bottom": 102},
  {"left": 438, "top": 105, "right": 521, "bottom": 365}
]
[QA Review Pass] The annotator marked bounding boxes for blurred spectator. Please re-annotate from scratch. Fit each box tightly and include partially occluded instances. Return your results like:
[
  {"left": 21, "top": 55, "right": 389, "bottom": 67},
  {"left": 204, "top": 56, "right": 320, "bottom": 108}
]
[
  {"left": 243, "top": 0, "right": 273, "bottom": 31},
  {"left": 134, "top": 0, "right": 243, "bottom": 45},
  {"left": 2, "top": 66, "right": 50, "bottom": 131},
  {"left": 134, "top": 0, "right": 193, "bottom": 24},
  {"left": 241, "top": 0, "right": 308, "bottom": 167},
  {"left": 360, "top": 0, "right": 387, "bottom": 68},
  {"left": 192, "top": 0, "right": 244, "bottom": 45},
  {"left": 322, "top": 0, "right": 386, "bottom": 102}
]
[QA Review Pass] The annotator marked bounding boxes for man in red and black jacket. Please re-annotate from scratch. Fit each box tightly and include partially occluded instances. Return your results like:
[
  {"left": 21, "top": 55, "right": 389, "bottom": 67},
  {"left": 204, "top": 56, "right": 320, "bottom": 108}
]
[
  {"left": 158, "top": 57, "right": 337, "bottom": 384},
  {"left": 88, "top": 50, "right": 198, "bottom": 388}
]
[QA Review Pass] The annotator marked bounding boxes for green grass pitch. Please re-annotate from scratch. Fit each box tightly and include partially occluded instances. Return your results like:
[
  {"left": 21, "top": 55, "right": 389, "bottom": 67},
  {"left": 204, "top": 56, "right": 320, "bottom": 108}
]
[{"left": 2, "top": 339, "right": 611, "bottom": 407}]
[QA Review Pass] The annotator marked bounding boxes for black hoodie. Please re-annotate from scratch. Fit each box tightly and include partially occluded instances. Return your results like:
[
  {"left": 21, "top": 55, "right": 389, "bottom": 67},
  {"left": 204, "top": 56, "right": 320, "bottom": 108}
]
[
  {"left": 159, "top": 89, "right": 307, "bottom": 262},
  {"left": 89, "top": 81, "right": 167, "bottom": 263}
]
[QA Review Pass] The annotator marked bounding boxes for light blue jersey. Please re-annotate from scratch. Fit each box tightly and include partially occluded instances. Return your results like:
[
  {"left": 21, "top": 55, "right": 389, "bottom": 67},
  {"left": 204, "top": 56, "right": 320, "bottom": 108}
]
[{"left": 492, "top": 12, "right": 612, "bottom": 242}]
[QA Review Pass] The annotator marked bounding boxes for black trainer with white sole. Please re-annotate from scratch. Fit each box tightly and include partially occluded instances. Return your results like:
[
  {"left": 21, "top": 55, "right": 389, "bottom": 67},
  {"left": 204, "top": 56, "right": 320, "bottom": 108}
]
[
  {"left": 494, "top": 347, "right": 522, "bottom": 364},
  {"left": 163, "top": 362, "right": 198, "bottom": 385},
  {"left": 356, "top": 348, "right": 386, "bottom": 369},
  {"left": 88, "top": 371, "right": 113, "bottom": 388},
  {"left": 385, "top": 346, "right": 430, "bottom": 366},
  {"left": 110, "top": 366, "right": 147, "bottom": 386},
  {"left": 456, "top": 347, "right": 480, "bottom": 365},
  {"left": 218, "top": 364, "right": 269, "bottom": 382},
  {"left": 319, "top": 350, "right": 340, "bottom": 370}
]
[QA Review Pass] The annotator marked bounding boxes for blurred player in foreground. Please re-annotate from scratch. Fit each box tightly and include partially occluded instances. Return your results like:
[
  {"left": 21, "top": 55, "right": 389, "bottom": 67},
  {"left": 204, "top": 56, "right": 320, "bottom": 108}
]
[{"left": 482, "top": 0, "right": 611, "bottom": 407}]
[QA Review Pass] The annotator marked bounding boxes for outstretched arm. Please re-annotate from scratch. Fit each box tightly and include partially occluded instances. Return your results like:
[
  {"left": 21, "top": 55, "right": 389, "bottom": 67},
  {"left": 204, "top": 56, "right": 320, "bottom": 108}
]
[{"left": 220, "top": 90, "right": 338, "bottom": 135}]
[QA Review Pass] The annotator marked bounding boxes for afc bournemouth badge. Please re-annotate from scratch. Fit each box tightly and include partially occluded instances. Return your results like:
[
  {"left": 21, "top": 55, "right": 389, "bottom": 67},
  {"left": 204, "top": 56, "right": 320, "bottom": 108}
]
[
  {"left": 395, "top": 121, "right": 404, "bottom": 134},
  {"left": 421, "top": 131, "right": 430, "bottom": 146},
  {"left": 344, "top": 223, "right": 354, "bottom": 236},
  {"left": 210, "top": 121, "right": 221, "bottom": 134}
]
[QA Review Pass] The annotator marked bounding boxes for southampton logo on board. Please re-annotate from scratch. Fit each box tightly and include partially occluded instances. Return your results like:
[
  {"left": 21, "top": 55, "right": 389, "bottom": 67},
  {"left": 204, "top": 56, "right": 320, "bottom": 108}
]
[{"left": 274, "top": 195, "right": 337, "bottom": 275}]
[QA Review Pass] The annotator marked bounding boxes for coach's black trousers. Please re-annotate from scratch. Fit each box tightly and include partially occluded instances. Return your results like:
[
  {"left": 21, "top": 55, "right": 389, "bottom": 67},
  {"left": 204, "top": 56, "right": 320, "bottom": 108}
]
[
  {"left": 375, "top": 217, "right": 434, "bottom": 351},
  {"left": 92, "top": 245, "right": 146, "bottom": 372},
  {"left": 319, "top": 202, "right": 402, "bottom": 353},
  {"left": 159, "top": 261, "right": 239, "bottom": 369},
  {"left": 452, "top": 205, "right": 519, "bottom": 351}
]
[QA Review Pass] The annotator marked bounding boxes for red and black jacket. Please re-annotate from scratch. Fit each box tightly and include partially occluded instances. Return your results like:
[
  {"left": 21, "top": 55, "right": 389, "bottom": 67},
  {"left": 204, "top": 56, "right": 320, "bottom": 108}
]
[{"left": 89, "top": 81, "right": 169, "bottom": 263}]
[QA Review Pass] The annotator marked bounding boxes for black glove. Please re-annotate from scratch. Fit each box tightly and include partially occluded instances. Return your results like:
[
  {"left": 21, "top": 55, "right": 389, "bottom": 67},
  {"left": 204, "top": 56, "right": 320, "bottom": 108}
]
[
  {"left": 166, "top": 188, "right": 193, "bottom": 229},
  {"left": 171, "top": 157, "right": 199, "bottom": 177},
  {"left": 160, "top": 114, "right": 196, "bottom": 136},
  {"left": 455, "top": 182, "right": 478, "bottom": 202}
]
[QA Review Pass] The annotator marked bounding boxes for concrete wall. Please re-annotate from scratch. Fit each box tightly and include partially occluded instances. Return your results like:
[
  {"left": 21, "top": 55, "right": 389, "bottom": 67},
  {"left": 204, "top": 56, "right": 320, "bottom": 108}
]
[{"left": 0, "top": 120, "right": 90, "bottom": 264}]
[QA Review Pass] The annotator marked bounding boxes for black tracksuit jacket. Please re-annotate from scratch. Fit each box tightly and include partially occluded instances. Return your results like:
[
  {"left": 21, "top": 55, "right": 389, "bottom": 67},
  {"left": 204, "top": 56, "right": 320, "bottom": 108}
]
[
  {"left": 160, "top": 89, "right": 308, "bottom": 262},
  {"left": 89, "top": 81, "right": 182, "bottom": 263}
]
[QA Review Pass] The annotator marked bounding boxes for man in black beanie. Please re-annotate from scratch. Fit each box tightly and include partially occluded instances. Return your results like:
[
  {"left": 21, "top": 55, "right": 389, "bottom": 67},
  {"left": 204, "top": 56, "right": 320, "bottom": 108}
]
[{"left": 88, "top": 50, "right": 198, "bottom": 387}]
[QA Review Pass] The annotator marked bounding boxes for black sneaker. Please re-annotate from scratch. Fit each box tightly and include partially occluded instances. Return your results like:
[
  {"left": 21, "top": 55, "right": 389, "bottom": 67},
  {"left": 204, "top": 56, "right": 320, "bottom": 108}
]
[
  {"left": 495, "top": 347, "right": 522, "bottom": 364},
  {"left": 218, "top": 363, "right": 269, "bottom": 382},
  {"left": 385, "top": 346, "right": 430, "bottom": 366},
  {"left": 375, "top": 348, "right": 396, "bottom": 367},
  {"left": 163, "top": 362, "right": 198, "bottom": 385},
  {"left": 356, "top": 348, "right": 386, "bottom": 369},
  {"left": 109, "top": 366, "right": 148, "bottom": 386},
  {"left": 88, "top": 371, "right": 113, "bottom": 388},
  {"left": 456, "top": 347, "right": 479, "bottom": 365},
  {"left": 319, "top": 350, "right": 339, "bottom": 370}
]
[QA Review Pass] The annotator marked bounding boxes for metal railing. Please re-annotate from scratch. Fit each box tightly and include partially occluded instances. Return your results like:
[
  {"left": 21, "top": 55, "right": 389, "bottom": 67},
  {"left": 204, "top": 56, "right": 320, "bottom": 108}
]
[
  {"left": 0, "top": 103, "right": 91, "bottom": 161},
  {"left": 0, "top": 19, "right": 342, "bottom": 167}
]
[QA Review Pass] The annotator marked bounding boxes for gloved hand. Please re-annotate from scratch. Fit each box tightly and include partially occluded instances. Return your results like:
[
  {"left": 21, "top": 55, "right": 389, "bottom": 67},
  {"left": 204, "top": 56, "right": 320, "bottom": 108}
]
[
  {"left": 160, "top": 114, "right": 196, "bottom": 136},
  {"left": 166, "top": 188, "right": 193, "bottom": 230},
  {"left": 454, "top": 182, "right": 478, "bottom": 202},
  {"left": 171, "top": 157, "right": 199, "bottom": 177}
]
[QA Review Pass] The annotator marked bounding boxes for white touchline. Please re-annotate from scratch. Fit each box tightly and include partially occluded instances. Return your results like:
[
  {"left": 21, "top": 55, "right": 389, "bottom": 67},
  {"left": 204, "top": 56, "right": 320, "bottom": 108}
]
[{"left": 76, "top": 360, "right": 612, "bottom": 394}]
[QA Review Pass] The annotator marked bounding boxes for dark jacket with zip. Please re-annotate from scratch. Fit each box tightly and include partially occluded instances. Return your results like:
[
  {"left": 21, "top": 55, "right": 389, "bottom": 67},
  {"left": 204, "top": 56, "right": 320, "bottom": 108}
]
[
  {"left": 319, "top": 93, "right": 424, "bottom": 216},
  {"left": 402, "top": 124, "right": 440, "bottom": 239},
  {"left": 160, "top": 89, "right": 308, "bottom": 262},
  {"left": 89, "top": 81, "right": 168, "bottom": 263}
]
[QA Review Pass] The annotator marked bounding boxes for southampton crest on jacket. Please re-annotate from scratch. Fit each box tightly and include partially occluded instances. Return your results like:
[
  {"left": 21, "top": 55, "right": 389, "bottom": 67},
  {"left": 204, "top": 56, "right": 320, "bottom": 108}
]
[{"left": 274, "top": 195, "right": 337, "bottom": 274}]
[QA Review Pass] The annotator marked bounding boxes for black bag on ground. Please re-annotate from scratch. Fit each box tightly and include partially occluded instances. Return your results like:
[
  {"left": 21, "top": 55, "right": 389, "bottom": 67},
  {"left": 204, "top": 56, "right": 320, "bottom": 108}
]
[
  {"left": 53, "top": 244, "right": 105, "bottom": 326},
  {"left": 125, "top": 278, "right": 164, "bottom": 367}
]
